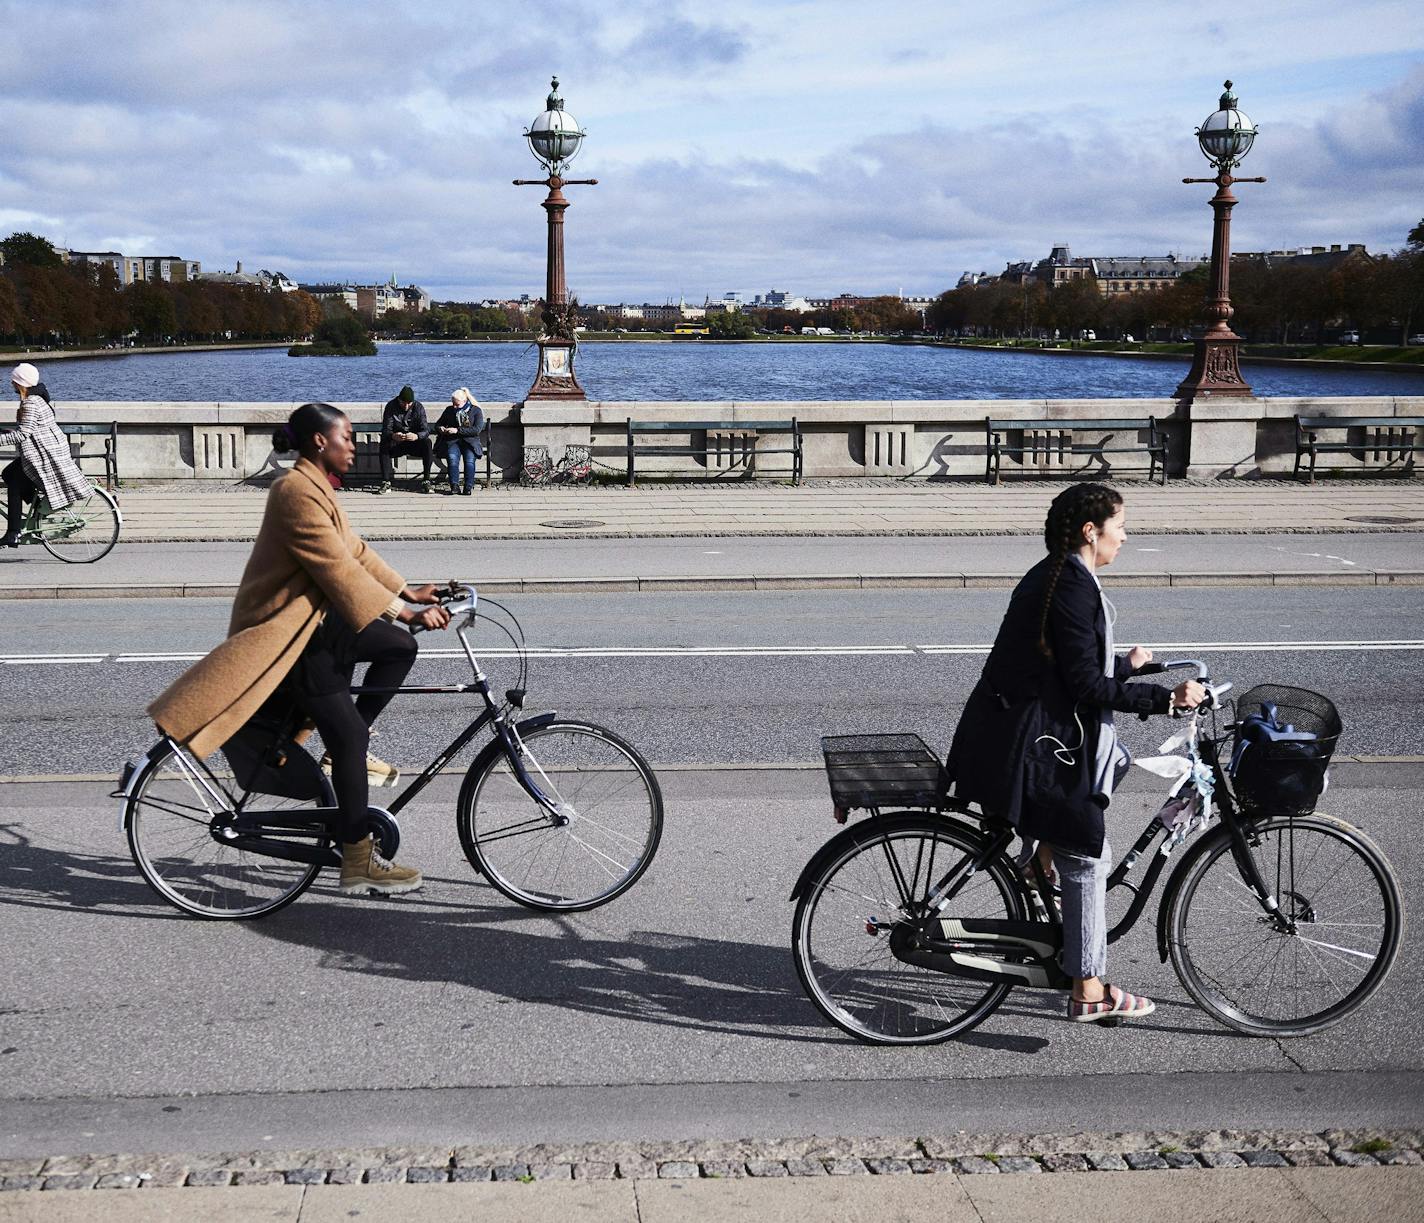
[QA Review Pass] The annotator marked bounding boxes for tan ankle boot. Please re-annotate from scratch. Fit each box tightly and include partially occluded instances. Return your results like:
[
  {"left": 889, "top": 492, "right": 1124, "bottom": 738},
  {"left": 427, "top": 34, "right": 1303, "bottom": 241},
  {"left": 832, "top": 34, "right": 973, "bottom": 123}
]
[
  {"left": 339, "top": 835, "right": 423, "bottom": 896},
  {"left": 320, "top": 750, "right": 401, "bottom": 788}
]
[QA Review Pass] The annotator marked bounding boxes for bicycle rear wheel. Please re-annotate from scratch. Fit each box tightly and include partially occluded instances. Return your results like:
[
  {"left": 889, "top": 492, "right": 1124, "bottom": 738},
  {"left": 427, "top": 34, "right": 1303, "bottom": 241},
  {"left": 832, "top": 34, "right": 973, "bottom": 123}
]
[
  {"left": 40, "top": 487, "right": 121, "bottom": 563},
  {"left": 125, "top": 740, "right": 333, "bottom": 919},
  {"left": 1166, "top": 814, "right": 1403, "bottom": 1036},
  {"left": 792, "top": 815, "right": 1025, "bottom": 1044},
  {"left": 456, "top": 719, "right": 663, "bottom": 912}
]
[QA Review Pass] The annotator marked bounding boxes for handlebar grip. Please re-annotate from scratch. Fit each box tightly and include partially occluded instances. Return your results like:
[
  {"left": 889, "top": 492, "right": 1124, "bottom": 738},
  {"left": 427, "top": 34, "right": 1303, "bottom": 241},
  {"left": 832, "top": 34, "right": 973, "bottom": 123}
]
[{"left": 1136, "top": 662, "right": 1167, "bottom": 675}]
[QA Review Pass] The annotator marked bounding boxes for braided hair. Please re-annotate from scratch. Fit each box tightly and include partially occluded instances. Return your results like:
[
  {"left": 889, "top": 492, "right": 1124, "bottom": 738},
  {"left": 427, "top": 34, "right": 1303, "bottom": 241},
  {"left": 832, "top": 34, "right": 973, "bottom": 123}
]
[{"left": 1037, "top": 482, "right": 1123, "bottom": 657}]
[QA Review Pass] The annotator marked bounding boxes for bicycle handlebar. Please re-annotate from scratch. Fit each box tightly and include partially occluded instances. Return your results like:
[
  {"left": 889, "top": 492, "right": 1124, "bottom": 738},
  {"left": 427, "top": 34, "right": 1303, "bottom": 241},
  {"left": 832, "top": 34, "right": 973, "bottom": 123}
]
[{"left": 408, "top": 581, "right": 478, "bottom": 634}]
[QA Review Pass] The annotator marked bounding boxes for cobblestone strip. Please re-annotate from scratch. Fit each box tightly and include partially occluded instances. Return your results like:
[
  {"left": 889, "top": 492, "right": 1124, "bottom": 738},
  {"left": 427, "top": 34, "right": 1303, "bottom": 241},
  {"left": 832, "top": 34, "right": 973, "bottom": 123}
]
[{"left": 1, "top": 1131, "right": 1418, "bottom": 1191}]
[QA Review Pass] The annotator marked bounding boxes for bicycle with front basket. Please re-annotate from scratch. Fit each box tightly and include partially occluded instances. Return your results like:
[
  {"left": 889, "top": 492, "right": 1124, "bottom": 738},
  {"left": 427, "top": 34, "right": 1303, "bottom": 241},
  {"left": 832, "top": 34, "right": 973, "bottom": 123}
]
[
  {"left": 118, "top": 584, "right": 663, "bottom": 918},
  {"left": 792, "top": 660, "right": 1403, "bottom": 1042}
]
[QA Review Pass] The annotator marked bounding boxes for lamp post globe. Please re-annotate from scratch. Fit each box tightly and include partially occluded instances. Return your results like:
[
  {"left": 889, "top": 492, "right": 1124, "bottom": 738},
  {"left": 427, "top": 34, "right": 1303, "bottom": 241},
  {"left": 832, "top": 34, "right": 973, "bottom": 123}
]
[
  {"left": 1195, "top": 81, "right": 1257, "bottom": 170},
  {"left": 525, "top": 78, "right": 586, "bottom": 173},
  {"left": 1175, "top": 80, "right": 1266, "bottom": 404}
]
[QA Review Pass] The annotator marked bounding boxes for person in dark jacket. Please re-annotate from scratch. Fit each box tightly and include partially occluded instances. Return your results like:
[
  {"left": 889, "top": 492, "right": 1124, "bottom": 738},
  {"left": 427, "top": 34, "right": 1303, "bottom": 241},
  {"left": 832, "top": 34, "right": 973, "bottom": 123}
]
[
  {"left": 377, "top": 385, "right": 435, "bottom": 494},
  {"left": 434, "top": 387, "right": 485, "bottom": 495},
  {"left": 947, "top": 482, "right": 1204, "bottom": 1024}
]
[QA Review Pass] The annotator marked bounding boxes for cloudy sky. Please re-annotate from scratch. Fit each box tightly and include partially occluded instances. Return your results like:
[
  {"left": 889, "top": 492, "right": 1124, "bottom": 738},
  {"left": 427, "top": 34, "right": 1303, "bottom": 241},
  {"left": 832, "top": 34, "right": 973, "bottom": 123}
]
[{"left": 1, "top": 1, "right": 1419, "bottom": 303}]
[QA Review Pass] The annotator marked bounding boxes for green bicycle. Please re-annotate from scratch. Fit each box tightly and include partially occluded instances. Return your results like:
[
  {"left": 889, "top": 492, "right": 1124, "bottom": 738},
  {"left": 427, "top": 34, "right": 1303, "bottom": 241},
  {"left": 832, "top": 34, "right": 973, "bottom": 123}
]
[{"left": 13, "top": 487, "right": 122, "bottom": 562}]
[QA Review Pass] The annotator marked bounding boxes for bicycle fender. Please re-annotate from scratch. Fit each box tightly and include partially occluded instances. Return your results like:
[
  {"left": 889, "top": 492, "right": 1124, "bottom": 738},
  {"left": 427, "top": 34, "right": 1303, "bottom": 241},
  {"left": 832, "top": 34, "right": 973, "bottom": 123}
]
[
  {"left": 116, "top": 738, "right": 178, "bottom": 828},
  {"left": 788, "top": 812, "right": 988, "bottom": 902},
  {"left": 455, "top": 711, "right": 562, "bottom": 813}
]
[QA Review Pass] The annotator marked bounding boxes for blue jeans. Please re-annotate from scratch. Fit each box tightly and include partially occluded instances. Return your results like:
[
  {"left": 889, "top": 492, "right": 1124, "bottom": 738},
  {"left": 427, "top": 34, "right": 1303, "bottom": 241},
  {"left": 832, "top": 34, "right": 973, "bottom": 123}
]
[
  {"left": 445, "top": 440, "right": 480, "bottom": 492},
  {"left": 1053, "top": 840, "right": 1112, "bottom": 980}
]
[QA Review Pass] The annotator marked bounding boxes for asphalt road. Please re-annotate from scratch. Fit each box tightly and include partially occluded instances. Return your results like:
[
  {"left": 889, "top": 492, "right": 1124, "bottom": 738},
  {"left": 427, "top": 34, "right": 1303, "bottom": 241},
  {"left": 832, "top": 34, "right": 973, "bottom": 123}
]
[
  {"left": 1, "top": 766, "right": 1420, "bottom": 1156},
  {"left": 1, "top": 584, "right": 1421, "bottom": 1157},
  {"left": 0, "top": 586, "right": 1421, "bottom": 776}
]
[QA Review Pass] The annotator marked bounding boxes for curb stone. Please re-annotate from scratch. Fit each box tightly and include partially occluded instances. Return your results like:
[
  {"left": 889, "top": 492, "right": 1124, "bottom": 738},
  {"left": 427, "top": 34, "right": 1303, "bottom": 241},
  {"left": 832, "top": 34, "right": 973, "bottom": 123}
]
[
  {"left": 2, "top": 1131, "right": 1417, "bottom": 1192},
  {"left": 7, "top": 568, "right": 1424, "bottom": 600}
]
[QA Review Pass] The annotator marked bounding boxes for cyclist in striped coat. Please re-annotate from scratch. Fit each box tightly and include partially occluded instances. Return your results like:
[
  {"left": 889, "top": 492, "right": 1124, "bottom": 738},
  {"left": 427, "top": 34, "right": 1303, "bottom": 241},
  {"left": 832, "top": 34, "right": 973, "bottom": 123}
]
[{"left": 2, "top": 363, "right": 94, "bottom": 547}]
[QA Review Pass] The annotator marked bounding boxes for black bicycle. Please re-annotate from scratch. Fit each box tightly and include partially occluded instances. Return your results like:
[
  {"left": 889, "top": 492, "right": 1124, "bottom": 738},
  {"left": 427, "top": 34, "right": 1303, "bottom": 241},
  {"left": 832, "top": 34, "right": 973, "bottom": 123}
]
[
  {"left": 119, "top": 584, "right": 664, "bottom": 919},
  {"left": 792, "top": 660, "right": 1403, "bottom": 1042}
]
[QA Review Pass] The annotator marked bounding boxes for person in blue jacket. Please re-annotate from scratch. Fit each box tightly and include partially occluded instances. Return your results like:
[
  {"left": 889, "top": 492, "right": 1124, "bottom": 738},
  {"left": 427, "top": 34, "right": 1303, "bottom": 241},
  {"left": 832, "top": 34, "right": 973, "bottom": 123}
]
[{"left": 947, "top": 482, "right": 1204, "bottom": 1024}]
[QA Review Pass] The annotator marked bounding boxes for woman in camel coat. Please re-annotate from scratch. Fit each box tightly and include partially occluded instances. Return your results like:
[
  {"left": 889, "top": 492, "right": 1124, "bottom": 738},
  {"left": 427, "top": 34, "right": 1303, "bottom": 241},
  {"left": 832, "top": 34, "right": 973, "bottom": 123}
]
[{"left": 149, "top": 402, "right": 450, "bottom": 895}]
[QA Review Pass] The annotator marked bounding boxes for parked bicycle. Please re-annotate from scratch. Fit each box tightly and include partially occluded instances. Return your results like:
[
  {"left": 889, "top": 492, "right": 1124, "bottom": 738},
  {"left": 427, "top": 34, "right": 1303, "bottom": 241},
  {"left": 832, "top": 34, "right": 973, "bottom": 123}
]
[
  {"left": 118, "top": 584, "right": 663, "bottom": 918},
  {"left": 8, "top": 487, "right": 121, "bottom": 563},
  {"left": 792, "top": 660, "right": 1402, "bottom": 1042}
]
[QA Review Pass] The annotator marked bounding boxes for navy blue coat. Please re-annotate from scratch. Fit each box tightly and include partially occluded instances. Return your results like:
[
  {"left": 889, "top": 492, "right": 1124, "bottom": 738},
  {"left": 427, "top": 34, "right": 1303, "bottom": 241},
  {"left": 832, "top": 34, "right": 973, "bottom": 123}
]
[{"left": 946, "top": 555, "right": 1170, "bottom": 857}]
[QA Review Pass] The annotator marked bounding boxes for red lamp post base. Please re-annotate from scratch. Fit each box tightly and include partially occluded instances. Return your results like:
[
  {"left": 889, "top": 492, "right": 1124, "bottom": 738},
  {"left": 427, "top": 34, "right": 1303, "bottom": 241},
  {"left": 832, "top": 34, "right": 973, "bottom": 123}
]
[
  {"left": 1175, "top": 333, "right": 1253, "bottom": 398},
  {"left": 525, "top": 339, "right": 587, "bottom": 402}
]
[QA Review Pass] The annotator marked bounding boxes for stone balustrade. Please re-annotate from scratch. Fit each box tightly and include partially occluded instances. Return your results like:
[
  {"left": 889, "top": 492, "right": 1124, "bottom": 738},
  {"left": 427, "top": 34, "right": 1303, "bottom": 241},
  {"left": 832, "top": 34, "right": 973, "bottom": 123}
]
[{"left": 34, "top": 396, "right": 1424, "bottom": 482}]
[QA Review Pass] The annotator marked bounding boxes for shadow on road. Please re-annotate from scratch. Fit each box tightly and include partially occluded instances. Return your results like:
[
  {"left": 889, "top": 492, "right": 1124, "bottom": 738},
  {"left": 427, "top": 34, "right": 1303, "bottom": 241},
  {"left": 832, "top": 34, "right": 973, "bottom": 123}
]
[
  {"left": 0, "top": 822, "right": 185, "bottom": 918},
  {"left": 241, "top": 883, "right": 1052, "bottom": 1054}
]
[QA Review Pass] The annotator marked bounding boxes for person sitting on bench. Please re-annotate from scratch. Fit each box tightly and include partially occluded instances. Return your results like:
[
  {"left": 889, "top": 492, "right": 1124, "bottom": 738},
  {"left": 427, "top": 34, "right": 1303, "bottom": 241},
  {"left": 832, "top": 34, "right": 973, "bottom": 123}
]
[{"left": 377, "top": 385, "right": 435, "bottom": 494}]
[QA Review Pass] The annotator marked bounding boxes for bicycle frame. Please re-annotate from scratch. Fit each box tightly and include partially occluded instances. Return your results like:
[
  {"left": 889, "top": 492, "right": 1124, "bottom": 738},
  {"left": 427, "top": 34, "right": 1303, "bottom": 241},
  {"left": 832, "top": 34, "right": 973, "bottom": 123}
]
[
  {"left": 122, "top": 585, "right": 567, "bottom": 857},
  {"left": 856, "top": 660, "right": 1295, "bottom": 986}
]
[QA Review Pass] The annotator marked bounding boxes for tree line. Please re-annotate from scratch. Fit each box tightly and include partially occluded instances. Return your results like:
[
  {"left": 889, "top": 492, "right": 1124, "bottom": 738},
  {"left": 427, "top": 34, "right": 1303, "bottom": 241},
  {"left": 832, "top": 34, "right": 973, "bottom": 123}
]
[
  {"left": 0, "top": 232, "right": 323, "bottom": 347},
  {"left": 928, "top": 222, "right": 1424, "bottom": 345}
]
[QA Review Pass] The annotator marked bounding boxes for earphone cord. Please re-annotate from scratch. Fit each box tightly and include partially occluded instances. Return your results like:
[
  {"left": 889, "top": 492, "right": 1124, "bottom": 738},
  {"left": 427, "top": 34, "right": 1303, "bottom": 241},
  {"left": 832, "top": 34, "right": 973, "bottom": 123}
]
[{"left": 1035, "top": 706, "right": 1087, "bottom": 767}]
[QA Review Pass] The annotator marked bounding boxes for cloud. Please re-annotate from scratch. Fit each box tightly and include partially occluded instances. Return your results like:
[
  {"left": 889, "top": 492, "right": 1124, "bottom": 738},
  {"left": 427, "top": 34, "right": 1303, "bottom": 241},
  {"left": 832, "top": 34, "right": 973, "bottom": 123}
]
[{"left": 0, "top": 0, "right": 1416, "bottom": 300}]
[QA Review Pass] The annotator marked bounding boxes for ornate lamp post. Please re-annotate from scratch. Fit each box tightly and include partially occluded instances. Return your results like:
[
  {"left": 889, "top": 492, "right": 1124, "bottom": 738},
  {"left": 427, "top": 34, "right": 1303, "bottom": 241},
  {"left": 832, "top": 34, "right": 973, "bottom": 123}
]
[
  {"left": 1175, "top": 81, "right": 1265, "bottom": 398},
  {"left": 515, "top": 78, "right": 597, "bottom": 401}
]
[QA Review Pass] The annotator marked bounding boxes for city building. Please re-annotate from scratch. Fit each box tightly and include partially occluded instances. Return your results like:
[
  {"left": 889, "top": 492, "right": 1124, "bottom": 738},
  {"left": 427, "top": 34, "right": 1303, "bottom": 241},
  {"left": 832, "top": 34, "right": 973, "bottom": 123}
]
[
  {"left": 1234, "top": 243, "right": 1372, "bottom": 272},
  {"left": 300, "top": 284, "right": 361, "bottom": 312},
  {"left": 747, "top": 289, "right": 813, "bottom": 312},
  {"left": 997, "top": 246, "right": 1205, "bottom": 294},
  {"left": 64, "top": 250, "right": 201, "bottom": 285},
  {"left": 297, "top": 277, "right": 430, "bottom": 319},
  {"left": 197, "top": 263, "right": 298, "bottom": 291},
  {"left": 1095, "top": 253, "right": 1206, "bottom": 295}
]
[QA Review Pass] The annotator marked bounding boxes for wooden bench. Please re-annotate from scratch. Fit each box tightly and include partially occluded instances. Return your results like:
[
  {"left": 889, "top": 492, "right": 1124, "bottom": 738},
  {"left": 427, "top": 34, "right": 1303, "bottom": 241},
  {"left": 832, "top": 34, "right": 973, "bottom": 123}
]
[
  {"left": 1293, "top": 415, "right": 1424, "bottom": 483},
  {"left": 62, "top": 422, "right": 119, "bottom": 491},
  {"left": 985, "top": 416, "right": 1167, "bottom": 485},
  {"left": 625, "top": 418, "right": 803, "bottom": 486},
  {"left": 349, "top": 421, "right": 493, "bottom": 488}
]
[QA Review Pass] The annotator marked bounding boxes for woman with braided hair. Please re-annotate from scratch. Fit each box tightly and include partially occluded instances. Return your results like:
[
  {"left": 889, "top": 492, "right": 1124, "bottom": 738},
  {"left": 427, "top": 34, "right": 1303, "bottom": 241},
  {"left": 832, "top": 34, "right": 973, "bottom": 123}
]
[{"left": 947, "top": 482, "right": 1204, "bottom": 1023}]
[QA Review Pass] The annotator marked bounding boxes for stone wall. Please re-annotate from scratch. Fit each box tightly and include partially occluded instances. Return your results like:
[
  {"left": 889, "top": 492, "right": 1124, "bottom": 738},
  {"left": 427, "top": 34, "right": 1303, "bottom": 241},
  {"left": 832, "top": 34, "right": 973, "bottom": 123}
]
[{"left": 37, "top": 396, "right": 1424, "bottom": 482}]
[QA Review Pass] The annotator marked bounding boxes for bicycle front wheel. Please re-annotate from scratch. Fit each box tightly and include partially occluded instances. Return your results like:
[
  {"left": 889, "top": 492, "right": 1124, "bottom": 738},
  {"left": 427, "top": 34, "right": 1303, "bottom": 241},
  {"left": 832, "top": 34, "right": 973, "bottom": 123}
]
[
  {"left": 793, "top": 815, "right": 1025, "bottom": 1045},
  {"left": 1166, "top": 813, "right": 1404, "bottom": 1036},
  {"left": 457, "top": 719, "right": 663, "bottom": 912},
  {"left": 40, "top": 487, "right": 121, "bottom": 563},
  {"left": 126, "top": 740, "right": 333, "bottom": 920}
]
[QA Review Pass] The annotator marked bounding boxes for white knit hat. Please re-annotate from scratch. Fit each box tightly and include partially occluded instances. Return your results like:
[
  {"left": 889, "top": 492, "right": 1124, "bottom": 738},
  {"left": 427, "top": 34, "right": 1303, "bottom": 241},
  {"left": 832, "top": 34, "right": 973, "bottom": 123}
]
[{"left": 10, "top": 363, "right": 39, "bottom": 388}]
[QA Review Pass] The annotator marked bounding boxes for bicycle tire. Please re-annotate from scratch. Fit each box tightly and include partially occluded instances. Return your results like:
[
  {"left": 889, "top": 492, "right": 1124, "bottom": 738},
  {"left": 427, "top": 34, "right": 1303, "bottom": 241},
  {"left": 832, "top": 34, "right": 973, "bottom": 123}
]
[
  {"left": 792, "top": 814, "right": 1025, "bottom": 1045},
  {"left": 125, "top": 739, "right": 332, "bottom": 920},
  {"left": 456, "top": 719, "right": 663, "bottom": 912},
  {"left": 1165, "top": 813, "right": 1403, "bottom": 1036},
  {"left": 40, "top": 487, "right": 121, "bottom": 563}
]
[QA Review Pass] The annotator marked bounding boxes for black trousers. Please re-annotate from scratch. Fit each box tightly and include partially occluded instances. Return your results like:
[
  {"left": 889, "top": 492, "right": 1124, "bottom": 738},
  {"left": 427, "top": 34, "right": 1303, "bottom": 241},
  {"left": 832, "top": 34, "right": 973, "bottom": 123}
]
[
  {"left": 2, "top": 459, "right": 36, "bottom": 537},
  {"left": 288, "top": 616, "right": 417, "bottom": 843},
  {"left": 380, "top": 436, "right": 435, "bottom": 483}
]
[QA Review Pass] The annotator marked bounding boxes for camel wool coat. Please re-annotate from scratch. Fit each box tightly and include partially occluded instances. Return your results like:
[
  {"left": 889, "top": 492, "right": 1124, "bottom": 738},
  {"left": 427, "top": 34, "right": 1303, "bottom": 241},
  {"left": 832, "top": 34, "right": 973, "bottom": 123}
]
[{"left": 148, "top": 458, "right": 405, "bottom": 757}]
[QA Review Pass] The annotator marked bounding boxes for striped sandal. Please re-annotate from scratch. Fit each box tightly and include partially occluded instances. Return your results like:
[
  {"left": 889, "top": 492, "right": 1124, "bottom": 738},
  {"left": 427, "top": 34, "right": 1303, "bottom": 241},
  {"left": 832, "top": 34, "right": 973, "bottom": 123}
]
[{"left": 1068, "top": 983, "right": 1156, "bottom": 1024}]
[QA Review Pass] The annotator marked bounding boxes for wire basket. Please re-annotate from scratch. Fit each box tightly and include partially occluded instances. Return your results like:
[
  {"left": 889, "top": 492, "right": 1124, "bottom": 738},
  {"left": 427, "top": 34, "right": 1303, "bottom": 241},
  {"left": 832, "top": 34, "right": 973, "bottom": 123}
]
[
  {"left": 1229, "top": 684, "right": 1341, "bottom": 816},
  {"left": 821, "top": 733, "right": 946, "bottom": 811}
]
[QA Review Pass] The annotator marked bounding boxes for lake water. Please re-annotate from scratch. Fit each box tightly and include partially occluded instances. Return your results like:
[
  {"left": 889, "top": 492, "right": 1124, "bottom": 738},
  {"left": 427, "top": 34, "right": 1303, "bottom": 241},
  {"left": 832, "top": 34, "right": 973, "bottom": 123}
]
[{"left": 26, "top": 341, "right": 1424, "bottom": 402}]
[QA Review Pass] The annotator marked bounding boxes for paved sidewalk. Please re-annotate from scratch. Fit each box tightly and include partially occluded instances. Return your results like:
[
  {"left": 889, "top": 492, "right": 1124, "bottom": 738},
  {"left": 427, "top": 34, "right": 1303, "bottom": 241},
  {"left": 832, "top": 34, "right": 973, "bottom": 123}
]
[
  {"left": 2, "top": 1134, "right": 1420, "bottom": 1221},
  {"left": 101, "top": 479, "right": 1424, "bottom": 542}
]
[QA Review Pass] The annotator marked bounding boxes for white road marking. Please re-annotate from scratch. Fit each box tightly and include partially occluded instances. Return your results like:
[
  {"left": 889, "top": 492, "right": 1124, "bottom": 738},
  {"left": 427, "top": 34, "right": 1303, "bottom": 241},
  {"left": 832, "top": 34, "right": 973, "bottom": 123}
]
[{"left": 2, "top": 640, "right": 1423, "bottom": 665}]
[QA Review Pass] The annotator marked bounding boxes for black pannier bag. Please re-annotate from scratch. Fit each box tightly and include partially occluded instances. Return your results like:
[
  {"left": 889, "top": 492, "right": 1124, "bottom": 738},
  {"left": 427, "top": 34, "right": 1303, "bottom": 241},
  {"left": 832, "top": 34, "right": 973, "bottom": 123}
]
[
  {"left": 220, "top": 709, "right": 328, "bottom": 802},
  {"left": 1229, "top": 684, "right": 1341, "bottom": 816}
]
